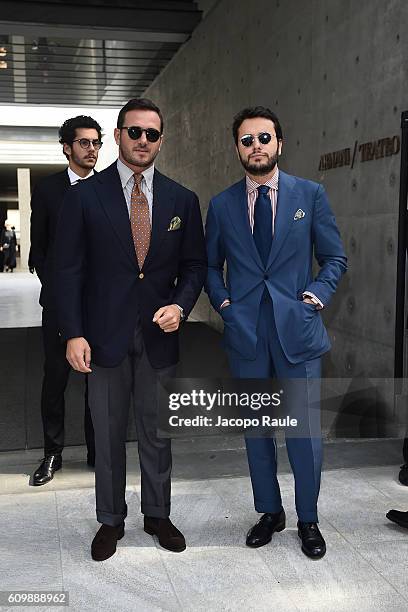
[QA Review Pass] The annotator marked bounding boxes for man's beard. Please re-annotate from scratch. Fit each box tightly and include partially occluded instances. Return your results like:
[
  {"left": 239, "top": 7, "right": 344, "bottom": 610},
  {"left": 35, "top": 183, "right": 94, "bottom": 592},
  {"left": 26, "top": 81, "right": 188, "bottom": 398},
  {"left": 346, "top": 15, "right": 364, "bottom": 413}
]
[
  {"left": 240, "top": 151, "right": 279, "bottom": 176},
  {"left": 71, "top": 151, "right": 96, "bottom": 169},
  {"left": 121, "top": 146, "right": 159, "bottom": 168}
]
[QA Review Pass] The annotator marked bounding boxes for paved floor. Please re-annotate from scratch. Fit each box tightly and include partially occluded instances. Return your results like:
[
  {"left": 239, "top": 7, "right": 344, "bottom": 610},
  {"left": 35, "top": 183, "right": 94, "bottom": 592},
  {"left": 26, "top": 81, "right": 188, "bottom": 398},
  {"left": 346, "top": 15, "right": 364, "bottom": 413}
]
[
  {"left": 0, "top": 271, "right": 41, "bottom": 328},
  {"left": 0, "top": 436, "right": 407, "bottom": 611}
]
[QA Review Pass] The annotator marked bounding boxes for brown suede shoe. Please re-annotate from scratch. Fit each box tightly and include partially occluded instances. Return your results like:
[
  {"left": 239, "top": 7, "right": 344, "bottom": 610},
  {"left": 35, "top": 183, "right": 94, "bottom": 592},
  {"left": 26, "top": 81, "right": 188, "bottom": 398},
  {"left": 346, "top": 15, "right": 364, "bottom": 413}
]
[
  {"left": 144, "top": 516, "right": 186, "bottom": 552},
  {"left": 91, "top": 523, "right": 125, "bottom": 561}
]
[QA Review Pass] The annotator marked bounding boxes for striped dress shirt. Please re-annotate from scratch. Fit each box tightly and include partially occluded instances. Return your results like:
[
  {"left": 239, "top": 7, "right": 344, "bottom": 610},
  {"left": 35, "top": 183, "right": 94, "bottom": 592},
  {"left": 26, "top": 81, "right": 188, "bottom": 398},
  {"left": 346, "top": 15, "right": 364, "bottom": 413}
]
[{"left": 246, "top": 170, "right": 279, "bottom": 234}]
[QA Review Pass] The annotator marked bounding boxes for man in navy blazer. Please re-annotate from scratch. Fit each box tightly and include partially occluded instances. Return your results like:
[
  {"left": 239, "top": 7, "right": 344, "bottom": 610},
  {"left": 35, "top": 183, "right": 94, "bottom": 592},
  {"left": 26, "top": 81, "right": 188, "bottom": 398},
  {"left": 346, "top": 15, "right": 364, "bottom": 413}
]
[
  {"left": 30, "top": 115, "right": 101, "bottom": 486},
  {"left": 205, "top": 106, "right": 347, "bottom": 559},
  {"left": 54, "top": 98, "right": 206, "bottom": 561}
]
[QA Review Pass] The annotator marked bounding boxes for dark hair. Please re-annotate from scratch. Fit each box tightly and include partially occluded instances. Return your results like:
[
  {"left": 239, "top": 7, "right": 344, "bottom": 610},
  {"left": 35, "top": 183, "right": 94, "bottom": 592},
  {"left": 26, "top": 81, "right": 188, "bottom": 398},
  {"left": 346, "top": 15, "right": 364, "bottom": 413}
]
[
  {"left": 117, "top": 98, "right": 164, "bottom": 133},
  {"left": 58, "top": 115, "right": 102, "bottom": 147},
  {"left": 232, "top": 106, "right": 283, "bottom": 144}
]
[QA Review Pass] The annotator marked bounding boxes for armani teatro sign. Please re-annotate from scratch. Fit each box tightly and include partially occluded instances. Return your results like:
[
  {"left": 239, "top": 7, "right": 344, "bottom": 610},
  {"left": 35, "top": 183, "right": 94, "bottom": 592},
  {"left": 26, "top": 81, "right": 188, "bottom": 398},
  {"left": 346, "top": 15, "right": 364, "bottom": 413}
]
[{"left": 318, "top": 135, "right": 400, "bottom": 171}]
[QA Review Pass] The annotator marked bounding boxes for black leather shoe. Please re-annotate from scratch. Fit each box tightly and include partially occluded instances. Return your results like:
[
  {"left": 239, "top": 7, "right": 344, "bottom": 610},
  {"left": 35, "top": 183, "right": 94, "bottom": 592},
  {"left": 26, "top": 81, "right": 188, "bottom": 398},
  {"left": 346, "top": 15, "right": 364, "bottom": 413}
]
[
  {"left": 298, "top": 521, "right": 326, "bottom": 559},
  {"left": 246, "top": 510, "right": 286, "bottom": 548},
  {"left": 399, "top": 464, "right": 408, "bottom": 486},
  {"left": 91, "top": 523, "right": 125, "bottom": 561},
  {"left": 32, "top": 455, "right": 62, "bottom": 486},
  {"left": 144, "top": 516, "right": 186, "bottom": 552},
  {"left": 386, "top": 509, "right": 408, "bottom": 529}
]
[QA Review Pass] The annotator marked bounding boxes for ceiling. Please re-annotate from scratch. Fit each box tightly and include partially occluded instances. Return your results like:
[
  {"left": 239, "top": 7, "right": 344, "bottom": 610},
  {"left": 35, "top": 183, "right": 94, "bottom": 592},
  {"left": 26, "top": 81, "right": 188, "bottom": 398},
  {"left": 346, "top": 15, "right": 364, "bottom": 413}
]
[{"left": 0, "top": 0, "right": 202, "bottom": 107}]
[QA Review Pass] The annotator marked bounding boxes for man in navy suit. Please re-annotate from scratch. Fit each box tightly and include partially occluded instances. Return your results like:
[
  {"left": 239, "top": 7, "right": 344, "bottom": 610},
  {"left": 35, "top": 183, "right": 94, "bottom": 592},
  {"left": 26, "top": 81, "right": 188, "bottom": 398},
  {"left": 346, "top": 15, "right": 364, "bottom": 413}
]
[
  {"left": 54, "top": 98, "right": 206, "bottom": 561},
  {"left": 30, "top": 115, "right": 101, "bottom": 485},
  {"left": 205, "top": 106, "right": 347, "bottom": 559}
]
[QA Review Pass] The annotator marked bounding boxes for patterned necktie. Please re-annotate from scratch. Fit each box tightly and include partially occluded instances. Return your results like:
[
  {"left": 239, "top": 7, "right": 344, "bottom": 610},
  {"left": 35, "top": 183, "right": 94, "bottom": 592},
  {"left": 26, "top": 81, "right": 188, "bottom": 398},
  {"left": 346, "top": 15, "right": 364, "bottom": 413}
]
[
  {"left": 130, "top": 173, "right": 151, "bottom": 268},
  {"left": 253, "top": 185, "right": 272, "bottom": 267}
]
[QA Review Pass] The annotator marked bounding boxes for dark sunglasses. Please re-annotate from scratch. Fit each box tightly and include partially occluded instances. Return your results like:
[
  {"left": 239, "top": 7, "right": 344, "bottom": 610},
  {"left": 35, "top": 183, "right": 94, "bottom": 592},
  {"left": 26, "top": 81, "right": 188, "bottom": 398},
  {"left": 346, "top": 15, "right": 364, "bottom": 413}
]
[
  {"left": 239, "top": 132, "right": 275, "bottom": 147},
  {"left": 120, "top": 126, "right": 161, "bottom": 142},
  {"left": 72, "top": 138, "right": 103, "bottom": 150}
]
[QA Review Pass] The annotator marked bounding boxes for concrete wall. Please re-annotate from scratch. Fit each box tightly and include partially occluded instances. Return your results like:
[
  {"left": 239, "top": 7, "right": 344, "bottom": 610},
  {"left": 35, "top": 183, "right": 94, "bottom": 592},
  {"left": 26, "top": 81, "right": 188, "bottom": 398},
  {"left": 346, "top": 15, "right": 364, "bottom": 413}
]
[{"left": 145, "top": 0, "right": 407, "bottom": 386}]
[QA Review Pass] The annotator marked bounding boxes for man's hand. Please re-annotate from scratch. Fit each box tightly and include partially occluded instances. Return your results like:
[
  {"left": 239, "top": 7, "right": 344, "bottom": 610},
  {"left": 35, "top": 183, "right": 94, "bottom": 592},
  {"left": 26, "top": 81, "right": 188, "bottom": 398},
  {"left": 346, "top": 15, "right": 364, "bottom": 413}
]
[
  {"left": 66, "top": 337, "right": 92, "bottom": 373},
  {"left": 153, "top": 304, "right": 181, "bottom": 333}
]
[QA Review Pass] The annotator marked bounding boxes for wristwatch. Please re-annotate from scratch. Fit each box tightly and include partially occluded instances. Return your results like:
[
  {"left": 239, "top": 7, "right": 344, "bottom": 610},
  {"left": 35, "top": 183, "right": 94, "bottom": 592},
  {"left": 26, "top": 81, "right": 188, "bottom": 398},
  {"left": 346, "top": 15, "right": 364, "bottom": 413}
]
[{"left": 175, "top": 304, "right": 185, "bottom": 320}]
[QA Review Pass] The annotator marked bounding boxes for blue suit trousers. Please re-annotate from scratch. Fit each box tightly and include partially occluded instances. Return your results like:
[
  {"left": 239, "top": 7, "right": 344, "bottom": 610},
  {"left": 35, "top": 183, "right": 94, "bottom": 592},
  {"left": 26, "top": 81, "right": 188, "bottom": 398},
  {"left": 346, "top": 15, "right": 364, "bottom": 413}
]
[{"left": 227, "top": 293, "right": 322, "bottom": 523}]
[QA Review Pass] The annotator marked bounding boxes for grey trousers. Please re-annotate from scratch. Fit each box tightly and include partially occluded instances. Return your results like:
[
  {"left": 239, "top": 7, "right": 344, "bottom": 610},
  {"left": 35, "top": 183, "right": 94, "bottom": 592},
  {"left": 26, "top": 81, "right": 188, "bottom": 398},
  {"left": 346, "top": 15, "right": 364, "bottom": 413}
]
[{"left": 88, "top": 323, "right": 176, "bottom": 526}]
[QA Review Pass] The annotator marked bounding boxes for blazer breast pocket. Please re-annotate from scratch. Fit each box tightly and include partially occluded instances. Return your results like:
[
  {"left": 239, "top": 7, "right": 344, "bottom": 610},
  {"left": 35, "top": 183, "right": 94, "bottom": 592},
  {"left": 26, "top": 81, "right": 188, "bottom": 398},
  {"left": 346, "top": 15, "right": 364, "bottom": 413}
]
[
  {"left": 163, "top": 227, "right": 182, "bottom": 254},
  {"left": 165, "top": 227, "right": 182, "bottom": 243}
]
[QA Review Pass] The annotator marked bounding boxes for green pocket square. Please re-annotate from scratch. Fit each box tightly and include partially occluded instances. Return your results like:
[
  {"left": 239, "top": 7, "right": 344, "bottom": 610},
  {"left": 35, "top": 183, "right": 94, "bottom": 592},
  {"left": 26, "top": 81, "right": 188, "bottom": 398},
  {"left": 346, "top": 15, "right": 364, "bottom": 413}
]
[{"left": 168, "top": 216, "right": 181, "bottom": 231}]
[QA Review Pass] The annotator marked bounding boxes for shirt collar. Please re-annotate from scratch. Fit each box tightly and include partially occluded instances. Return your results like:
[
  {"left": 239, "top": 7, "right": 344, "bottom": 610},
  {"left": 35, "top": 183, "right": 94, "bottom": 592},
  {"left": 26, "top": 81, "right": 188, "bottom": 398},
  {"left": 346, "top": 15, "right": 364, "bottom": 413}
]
[
  {"left": 67, "top": 167, "right": 94, "bottom": 185},
  {"left": 116, "top": 157, "right": 155, "bottom": 192},
  {"left": 246, "top": 167, "right": 279, "bottom": 194}
]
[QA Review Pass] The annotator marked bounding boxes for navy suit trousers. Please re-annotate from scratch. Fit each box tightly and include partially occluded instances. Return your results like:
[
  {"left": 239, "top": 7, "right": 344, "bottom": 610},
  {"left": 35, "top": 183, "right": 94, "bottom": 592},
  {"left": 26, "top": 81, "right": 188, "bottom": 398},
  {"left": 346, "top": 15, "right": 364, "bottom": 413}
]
[{"left": 226, "top": 293, "right": 322, "bottom": 523}]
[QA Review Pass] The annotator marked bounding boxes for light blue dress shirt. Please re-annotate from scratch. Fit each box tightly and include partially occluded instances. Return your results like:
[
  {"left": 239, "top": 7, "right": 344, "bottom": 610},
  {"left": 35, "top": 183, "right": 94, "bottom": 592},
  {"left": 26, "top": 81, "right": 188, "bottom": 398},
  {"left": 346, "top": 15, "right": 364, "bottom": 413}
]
[{"left": 116, "top": 157, "right": 154, "bottom": 223}]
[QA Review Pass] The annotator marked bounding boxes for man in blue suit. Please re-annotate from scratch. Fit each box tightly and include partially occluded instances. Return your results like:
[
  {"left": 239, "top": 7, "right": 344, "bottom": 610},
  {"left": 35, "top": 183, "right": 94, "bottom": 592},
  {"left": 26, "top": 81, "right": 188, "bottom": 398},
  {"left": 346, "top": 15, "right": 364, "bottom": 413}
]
[
  {"left": 54, "top": 98, "right": 206, "bottom": 561},
  {"left": 205, "top": 106, "right": 347, "bottom": 559}
]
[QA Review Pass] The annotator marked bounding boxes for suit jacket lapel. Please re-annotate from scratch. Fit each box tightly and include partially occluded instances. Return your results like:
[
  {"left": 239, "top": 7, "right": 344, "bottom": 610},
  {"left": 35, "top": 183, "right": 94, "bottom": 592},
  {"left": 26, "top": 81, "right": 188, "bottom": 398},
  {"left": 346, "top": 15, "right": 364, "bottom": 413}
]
[
  {"left": 266, "top": 171, "right": 300, "bottom": 269},
  {"left": 59, "top": 169, "right": 71, "bottom": 196},
  {"left": 143, "top": 169, "right": 176, "bottom": 269},
  {"left": 225, "top": 178, "right": 263, "bottom": 269},
  {"left": 93, "top": 162, "right": 137, "bottom": 268}
]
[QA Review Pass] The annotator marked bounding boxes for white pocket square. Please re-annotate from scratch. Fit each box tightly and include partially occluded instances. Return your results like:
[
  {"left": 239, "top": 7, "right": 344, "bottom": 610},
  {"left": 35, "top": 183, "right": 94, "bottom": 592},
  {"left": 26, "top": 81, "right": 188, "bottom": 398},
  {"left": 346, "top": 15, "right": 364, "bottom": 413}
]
[{"left": 294, "top": 209, "right": 305, "bottom": 221}]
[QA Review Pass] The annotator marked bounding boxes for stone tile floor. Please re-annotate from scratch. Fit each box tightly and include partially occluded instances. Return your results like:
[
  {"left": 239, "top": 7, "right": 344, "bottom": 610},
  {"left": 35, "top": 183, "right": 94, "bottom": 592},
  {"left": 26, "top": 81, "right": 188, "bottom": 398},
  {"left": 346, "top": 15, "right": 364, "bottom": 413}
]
[
  {"left": 0, "top": 438, "right": 407, "bottom": 611},
  {"left": 0, "top": 271, "right": 42, "bottom": 329}
]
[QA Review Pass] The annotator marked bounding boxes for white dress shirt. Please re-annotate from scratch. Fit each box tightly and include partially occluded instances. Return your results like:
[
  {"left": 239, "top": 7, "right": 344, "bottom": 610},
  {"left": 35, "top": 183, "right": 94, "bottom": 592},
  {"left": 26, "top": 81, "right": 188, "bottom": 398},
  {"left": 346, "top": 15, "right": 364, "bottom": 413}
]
[{"left": 67, "top": 167, "right": 94, "bottom": 185}]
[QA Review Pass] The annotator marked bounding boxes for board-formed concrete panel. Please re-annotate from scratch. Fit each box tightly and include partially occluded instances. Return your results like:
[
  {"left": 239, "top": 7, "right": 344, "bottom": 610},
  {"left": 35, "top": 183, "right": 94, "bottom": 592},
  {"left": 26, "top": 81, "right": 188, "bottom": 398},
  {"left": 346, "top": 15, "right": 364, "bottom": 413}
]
[{"left": 144, "top": 0, "right": 408, "bottom": 404}]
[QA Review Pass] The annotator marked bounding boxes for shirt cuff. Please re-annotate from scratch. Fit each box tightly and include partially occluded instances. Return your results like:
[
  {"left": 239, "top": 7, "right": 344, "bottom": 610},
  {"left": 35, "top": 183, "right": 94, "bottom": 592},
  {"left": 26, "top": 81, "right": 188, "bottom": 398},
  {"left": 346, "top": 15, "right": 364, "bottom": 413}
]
[
  {"left": 220, "top": 299, "right": 231, "bottom": 309},
  {"left": 302, "top": 292, "right": 324, "bottom": 309}
]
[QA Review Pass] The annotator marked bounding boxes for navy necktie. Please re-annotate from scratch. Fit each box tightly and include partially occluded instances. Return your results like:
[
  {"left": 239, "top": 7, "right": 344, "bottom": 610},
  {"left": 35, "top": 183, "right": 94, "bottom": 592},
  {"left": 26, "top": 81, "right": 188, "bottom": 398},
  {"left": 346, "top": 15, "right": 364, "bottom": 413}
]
[{"left": 253, "top": 185, "right": 272, "bottom": 267}]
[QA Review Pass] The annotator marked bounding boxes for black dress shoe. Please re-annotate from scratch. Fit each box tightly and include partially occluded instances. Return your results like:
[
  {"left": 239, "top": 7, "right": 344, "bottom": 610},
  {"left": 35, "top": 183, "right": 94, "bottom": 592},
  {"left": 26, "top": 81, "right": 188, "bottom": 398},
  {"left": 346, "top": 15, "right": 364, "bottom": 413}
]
[
  {"left": 297, "top": 521, "right": 326, "bottom": 559},
  {"left": 386, "top": 509, "right": 408, "bottom": 529},
  {"left": 91, "top": 523, "right": 125, "bottom": 561},
  {"left": 144, "top": 516, "right": 186, "bottom": 552},
  {"left": 32, "top": 455, "right": 62, "bottom": 486},
  {"left": 246, "top": 510, "right": 286, "bottom": 548},
  {"left": 399, "top": 464, "right": 408, "bottom": 486}
]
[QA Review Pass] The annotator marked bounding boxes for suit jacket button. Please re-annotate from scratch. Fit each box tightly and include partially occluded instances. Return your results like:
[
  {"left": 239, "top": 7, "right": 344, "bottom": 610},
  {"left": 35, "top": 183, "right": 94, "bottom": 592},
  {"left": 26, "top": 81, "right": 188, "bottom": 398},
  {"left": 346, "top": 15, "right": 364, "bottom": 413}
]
[
  {"left": 264, "top": 274, "right": 269, "bottom": 280},
  {"left": 139, "top": 272, "right": 144, "bottom": 279}
]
